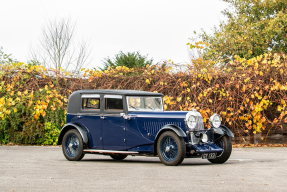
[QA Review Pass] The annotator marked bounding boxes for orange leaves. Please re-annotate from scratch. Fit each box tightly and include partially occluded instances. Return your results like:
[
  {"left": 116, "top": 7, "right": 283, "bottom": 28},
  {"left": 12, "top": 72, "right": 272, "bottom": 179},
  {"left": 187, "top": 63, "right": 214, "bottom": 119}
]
[{"left": 242, "top": 85, "right": 246, "bottom": 92}]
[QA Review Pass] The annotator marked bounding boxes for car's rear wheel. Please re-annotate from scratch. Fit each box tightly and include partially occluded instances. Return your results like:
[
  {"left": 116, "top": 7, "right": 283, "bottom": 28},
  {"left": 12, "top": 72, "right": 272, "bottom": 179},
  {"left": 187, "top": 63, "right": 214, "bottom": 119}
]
[
  {"left": 208, "top": 135, "right": 232, "bottom": 164},
  {"left": 157, "top": 131, "right": 186, "bottom": 166},
  {"left": 110, "top": 154, "right": 128, "bottom": 160},
  {"left": 62, "top": 129, "right": 85, "bottom": 161}
]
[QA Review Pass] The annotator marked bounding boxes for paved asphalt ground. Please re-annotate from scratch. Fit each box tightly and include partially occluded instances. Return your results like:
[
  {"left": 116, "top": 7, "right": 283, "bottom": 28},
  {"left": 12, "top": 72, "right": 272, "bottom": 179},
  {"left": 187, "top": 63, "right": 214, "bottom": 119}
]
[{"left": 0, "top": 146, "right": 286, "bottom": 192}]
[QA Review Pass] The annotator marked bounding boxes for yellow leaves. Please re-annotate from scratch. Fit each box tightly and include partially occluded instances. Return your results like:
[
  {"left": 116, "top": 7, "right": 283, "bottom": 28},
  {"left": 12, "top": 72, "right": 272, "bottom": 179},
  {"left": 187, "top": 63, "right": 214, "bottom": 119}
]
[
  {"left": 177, "top": 97, "right": 182, "bottom": 102},
  {"left": 146, "top": 79, "right": 150, "bottom": 84},
  {"left": 14, "top": 108, "right": 17, "bottom": 113},
  {"left": 164, "top": 104, "right": 167, "bottom": 110},
  {"left": 209, "top": 99, "right": 212, "bottom": 103},
  {"left": 242, "top": 85, "right": 246, "bottom": 92}
]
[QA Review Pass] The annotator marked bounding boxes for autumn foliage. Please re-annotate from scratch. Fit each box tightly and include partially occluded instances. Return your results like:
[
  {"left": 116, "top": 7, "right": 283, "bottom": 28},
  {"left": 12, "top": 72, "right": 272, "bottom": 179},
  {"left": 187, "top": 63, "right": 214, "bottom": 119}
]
[{"left": 1, "top": 52, "right": 287, "bottom": 144}]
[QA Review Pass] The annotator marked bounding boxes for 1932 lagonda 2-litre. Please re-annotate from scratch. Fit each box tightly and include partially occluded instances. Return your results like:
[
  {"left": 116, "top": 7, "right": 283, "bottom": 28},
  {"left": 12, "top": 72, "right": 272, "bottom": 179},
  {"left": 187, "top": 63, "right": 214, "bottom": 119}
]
[{"left": 58, "top": 90, "right": 234, "bottom": 166}]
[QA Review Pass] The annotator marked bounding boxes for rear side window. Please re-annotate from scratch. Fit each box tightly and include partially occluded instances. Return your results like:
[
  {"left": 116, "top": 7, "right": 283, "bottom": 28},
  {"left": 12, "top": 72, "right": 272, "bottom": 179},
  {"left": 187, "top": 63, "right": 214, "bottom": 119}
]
[
  {"left": 82, "top": 94, "right": 100, "bottom": 110},
  {"left": 104, "top": 95, "right": 123, "bottom": 111}
]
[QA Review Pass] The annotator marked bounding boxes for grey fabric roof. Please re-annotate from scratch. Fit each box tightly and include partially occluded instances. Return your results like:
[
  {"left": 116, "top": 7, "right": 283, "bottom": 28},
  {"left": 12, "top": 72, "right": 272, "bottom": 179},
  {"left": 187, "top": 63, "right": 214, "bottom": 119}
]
[{"left": 72, "top": 89, "right": 163, "bottom": 96}]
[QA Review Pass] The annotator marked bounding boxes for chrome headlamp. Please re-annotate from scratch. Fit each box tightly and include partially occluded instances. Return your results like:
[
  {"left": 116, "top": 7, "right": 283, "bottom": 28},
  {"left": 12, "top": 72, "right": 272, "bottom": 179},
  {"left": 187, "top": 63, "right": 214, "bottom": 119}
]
[
  {"left": 185, "top": 109, "right": 202, "bottom": 131},
  {"left": 209, "top": 113, "right": 221, "bottom": 128}
]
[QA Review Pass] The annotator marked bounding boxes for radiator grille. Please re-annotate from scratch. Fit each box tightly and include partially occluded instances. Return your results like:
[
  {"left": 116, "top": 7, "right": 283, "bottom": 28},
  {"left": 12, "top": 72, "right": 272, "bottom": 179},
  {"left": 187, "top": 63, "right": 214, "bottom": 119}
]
[
  {"left": 197, "top": 116, "right": 205, "bottom": 130},
  {"left": 144, "top": 122, "right": 182, "bottom": 135}
]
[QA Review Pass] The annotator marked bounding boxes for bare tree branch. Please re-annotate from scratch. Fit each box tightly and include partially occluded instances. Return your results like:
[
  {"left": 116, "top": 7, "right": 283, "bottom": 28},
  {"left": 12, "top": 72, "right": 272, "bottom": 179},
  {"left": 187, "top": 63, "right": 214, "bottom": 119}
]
[{"left": 29, "top": 18, "right": 92, "bottom": 73}]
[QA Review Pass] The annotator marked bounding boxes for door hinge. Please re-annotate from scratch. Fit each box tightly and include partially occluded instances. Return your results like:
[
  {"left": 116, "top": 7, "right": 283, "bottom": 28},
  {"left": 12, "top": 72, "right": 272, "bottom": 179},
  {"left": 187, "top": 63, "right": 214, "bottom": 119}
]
[
  {"left": 100, "top": 137, "right": 102, "bottom": 141},
  {"left": 124, "top": 139, "right": 126, "bottom": 142}
]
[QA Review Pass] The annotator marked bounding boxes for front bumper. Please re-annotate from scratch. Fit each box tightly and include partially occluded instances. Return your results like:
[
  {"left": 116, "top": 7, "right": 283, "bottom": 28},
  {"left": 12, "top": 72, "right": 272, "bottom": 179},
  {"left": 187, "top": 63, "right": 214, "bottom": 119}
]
[{"left": 187, "top": 143, "right": 223, "bottom": 154}]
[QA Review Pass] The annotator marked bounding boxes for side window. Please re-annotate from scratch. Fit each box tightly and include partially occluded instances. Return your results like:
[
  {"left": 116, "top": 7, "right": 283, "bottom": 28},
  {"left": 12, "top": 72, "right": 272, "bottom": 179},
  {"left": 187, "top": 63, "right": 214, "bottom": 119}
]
[
  {"left": 104, "top": 95, "right": 123, "bottom": 111},
  {"left": 82, "top": 94, "right": 100, "bottom": 111}
]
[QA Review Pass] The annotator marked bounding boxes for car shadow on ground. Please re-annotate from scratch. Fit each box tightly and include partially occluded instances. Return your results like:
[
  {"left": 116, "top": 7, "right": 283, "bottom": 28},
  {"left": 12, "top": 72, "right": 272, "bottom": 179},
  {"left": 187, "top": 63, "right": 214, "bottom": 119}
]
[{"left": 78, "top": 157, "right": 231, "bottom": 166}]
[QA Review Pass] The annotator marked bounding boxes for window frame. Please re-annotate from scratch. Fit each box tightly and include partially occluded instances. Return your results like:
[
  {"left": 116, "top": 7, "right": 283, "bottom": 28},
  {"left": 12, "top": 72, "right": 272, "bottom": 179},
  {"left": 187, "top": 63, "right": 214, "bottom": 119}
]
[
  {"left": 103, "top": 95, "right": 125, "bottom": 114},
  {"left": 81, "top": 94, "right": 101, "bottom": 113},
  {"left": 126, "top": 96, "right": 164, "bottom": 112}
]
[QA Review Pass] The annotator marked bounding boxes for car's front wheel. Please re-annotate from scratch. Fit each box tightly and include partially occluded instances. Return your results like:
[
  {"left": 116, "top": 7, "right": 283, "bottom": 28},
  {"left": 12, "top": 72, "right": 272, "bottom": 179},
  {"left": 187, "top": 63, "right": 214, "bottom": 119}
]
[
  {"left": 62, "top": 129, "right": 85, "bottom": 161},
  {"left": 208, "top": 135, "right": 232, "bottom": 164},
  {"left": 157, "top": 131, "right": 186, "bottom": 166}
]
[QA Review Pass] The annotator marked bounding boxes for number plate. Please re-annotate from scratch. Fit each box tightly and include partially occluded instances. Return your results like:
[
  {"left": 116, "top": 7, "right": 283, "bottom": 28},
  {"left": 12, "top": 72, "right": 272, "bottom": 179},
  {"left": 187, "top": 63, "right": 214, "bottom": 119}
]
[{"left": 202, "top": 153, "right": 216, "bottom": 159}]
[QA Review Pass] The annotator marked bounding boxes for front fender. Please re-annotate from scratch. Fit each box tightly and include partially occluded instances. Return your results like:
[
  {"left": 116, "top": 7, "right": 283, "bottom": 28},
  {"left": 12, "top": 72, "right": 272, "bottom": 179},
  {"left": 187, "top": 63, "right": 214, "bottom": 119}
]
[
  {"left": 153, "top": 124, "right": 187, "bottom": 155},
  {"left": 57, "top": 123, "right": 89, "bottom": 145},
  {"left": 209, "top": 125, "right": 234, "bottom": 142}
]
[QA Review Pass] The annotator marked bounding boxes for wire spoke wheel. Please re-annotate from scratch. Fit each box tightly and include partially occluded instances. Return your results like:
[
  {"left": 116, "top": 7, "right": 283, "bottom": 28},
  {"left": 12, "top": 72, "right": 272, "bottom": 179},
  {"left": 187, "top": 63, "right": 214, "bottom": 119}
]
[
  {"left": 157, "top": 131, "right": 185, "bottom": 166},
  {"left": 161, "top": 136, "right": 178, "bottom": 161},
  {"left": 65, "top": 134, "right": 80, "bottom": 157},
  {"left": 62, "top": 129, "right": 85, "bottom": 161},
  {"left": 208, "top": 135, "right": 232, "bottom": 164}
]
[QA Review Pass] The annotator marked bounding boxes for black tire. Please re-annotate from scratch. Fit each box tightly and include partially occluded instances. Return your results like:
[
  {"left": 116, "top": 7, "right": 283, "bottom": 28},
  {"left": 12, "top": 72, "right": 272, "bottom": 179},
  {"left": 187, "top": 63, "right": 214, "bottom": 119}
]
[
  {"left": 62, "top": 129, "right": 85, "bottom": 161},
  {"left": 208, "top": 135, "right": 232, "bottom": 164},
  {"left": 157, "top": 131, "right": 186, "bottom": 166},
  {"left": 110, "top": 154, "right": 128, "bottom": 161}
]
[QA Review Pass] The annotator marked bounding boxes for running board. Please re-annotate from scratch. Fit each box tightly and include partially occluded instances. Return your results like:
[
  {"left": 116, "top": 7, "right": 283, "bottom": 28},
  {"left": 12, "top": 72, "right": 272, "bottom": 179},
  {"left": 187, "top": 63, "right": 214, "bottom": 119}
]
[{"left": 83, "top": 149, "right": 139, "bottom": 155}]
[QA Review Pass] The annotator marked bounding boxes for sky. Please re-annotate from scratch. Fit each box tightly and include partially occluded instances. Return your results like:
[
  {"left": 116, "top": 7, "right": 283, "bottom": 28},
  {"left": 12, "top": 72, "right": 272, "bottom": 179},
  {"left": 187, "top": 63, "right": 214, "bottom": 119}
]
[{"left": 0, "top": 0, "right": 229, "bottom": 70}]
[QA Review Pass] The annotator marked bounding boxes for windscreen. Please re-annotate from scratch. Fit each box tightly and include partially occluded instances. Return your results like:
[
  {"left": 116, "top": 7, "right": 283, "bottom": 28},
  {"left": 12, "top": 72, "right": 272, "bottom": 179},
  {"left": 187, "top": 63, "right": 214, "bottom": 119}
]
[{"left": 127, "top": 96, "right": 163, "bottom": 111}]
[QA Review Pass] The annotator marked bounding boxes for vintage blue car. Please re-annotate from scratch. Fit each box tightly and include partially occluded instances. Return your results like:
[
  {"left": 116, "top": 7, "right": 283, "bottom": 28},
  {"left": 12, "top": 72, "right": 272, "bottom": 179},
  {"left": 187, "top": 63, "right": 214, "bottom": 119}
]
[{"left": 58, "top": 90, "right": 234, "bottom": 166}]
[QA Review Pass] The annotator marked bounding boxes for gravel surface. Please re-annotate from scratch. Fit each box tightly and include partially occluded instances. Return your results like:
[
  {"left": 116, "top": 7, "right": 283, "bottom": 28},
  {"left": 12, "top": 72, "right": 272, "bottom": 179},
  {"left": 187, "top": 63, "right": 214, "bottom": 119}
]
[{"left": 0, "top": 146, "right": 286, "bottom": 192}]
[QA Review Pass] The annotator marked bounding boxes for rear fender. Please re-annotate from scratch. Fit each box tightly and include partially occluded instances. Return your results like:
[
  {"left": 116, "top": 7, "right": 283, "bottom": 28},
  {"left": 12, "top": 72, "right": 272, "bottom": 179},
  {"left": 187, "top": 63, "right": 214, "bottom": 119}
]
[{"left": 57, "top": 123, "right": 88, "bottom": 145}]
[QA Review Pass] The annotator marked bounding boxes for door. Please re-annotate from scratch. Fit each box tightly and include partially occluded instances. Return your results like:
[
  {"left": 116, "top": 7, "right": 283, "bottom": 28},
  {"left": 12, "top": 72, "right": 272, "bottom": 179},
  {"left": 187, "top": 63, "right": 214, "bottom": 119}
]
[
  {"left": 78, "top": 94, "right": 103, "bottom": 149},
  {"left": 102, "top": 95, "right": 126, "bottom": 150}
]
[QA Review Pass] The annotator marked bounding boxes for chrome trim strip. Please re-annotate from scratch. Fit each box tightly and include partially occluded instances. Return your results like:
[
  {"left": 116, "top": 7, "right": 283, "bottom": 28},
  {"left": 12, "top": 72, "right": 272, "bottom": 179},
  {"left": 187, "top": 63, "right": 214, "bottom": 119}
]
[
  {"left": 81, "top": 94, "right": 100, "bottom": 98},
  {"left": 129, "top": 114, "right": 185, "bottom": 118},
  {"left": 104, "top": 95, "right": 122, "bottom": 99},
  {"left": 67, "top": 113, "right": 102, "bottom": 116},
  {"left": 67, "top": 113, "right": 123, "bottom": 117},
  {"left": 83, "top": 149, "right": 139, "bottom": 154}
]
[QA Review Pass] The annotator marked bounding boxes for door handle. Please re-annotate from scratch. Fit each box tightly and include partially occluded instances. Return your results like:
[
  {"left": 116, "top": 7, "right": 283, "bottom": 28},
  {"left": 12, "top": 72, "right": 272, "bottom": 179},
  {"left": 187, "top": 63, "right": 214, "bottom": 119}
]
[
  {"left": 101, "top": 116, "right": 105, "bottom": 119},
  {"left": 77, "top": 115, "right": 82, "bottom": 119}
]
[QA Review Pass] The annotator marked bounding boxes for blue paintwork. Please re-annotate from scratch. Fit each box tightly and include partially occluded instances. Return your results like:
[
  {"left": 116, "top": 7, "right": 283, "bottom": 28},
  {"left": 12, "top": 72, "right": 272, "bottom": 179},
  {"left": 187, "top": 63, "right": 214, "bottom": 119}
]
[
  {"left": 126, "top": 111, "right": 188, "bottom": 149},
  {"left": 102, "top": 115, "right": 126, "bottom": 150},
  {"left": 128, "top": 144, "right": 154, "bottom": 152},
  {"left": 77, "top": 115, "right": 103, "bottom": 149},
  {"left": 65, "top": 110, "right": 226, "bottom": 155}
]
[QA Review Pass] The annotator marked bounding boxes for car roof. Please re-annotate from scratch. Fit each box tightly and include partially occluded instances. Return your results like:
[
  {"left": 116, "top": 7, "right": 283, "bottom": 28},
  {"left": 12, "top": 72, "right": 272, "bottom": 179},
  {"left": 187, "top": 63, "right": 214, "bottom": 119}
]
[
  {"left": 67, "top": 89, "right": 163, "bottom": 114},
  {"left": 72, "top": 89, "right": 163, "bottom": 96}
]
